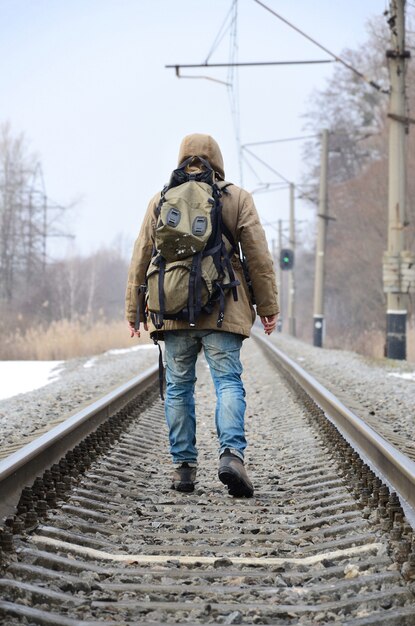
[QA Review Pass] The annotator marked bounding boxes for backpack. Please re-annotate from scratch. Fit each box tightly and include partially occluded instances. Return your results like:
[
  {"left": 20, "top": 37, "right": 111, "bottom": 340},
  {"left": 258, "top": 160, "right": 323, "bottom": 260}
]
[{"left": 144, "top": 156, "right": 240, "bottom": 330}]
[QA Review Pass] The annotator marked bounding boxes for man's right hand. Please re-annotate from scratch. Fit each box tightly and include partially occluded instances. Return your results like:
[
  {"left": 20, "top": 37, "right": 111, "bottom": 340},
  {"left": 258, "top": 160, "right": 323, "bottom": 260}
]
[{"left": 260, "top": 315, "right": 277, "bottom": 335}]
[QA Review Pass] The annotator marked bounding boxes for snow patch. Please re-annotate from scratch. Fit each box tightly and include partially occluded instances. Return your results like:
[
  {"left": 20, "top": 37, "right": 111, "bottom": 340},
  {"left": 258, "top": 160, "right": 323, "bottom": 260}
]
[
  {"left": 83, "top": 357, "right": 98, "bottom": 369},
  {"left": 387, "top": 371, "right": 415, "bottom": 382},
  {"left": 83, "top": 344, "right": 156, "bottom": 368},
  {"left": 106, "top": 345, "right": 156, "bottom": 356},
  {"left": 0, "top": 361, "right": 64, "bottom": 401}
]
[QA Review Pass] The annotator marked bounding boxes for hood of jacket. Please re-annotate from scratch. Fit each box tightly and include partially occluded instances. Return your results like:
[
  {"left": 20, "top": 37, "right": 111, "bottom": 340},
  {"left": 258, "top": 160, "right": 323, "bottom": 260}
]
[{"left": 177, "top": 133, "right": 225, "bottom": 180}]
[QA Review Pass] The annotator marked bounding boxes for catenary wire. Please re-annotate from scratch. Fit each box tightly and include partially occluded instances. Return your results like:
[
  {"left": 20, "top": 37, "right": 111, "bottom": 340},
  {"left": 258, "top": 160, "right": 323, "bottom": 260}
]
[
  {"left": 227, "top": 1, "right": 243, "bottom": 185},
  {"left": 252, "top": 0, "right": 389, "bottom": 94},
  {"left": 241, "top": 151, "right": 264, "bottom": 182},
  {"left": 167, "top": 60, "right": 335, "bottom": 68},
  {"left": 243, "top": 147, "right": 318, "bottom": 203},
  {"left": 204, "top": 1, "right": 236, "bottom": 63},
  {"left": 243, "top": 135, "right": 318, "bottom": 147},
  {"left": 243, "top": 147, "right": 291, "bottom": 184}
]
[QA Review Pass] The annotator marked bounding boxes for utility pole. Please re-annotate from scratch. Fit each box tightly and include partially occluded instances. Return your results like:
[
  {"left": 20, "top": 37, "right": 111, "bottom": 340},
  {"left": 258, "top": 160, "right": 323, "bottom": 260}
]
[
  {"left": 313, "top": 129, "right": 329, "bottom": 347},
  {"left": 272, "top": 238, "right": 281, "bottom": 332},
  {"left": 272, "top": 237, "right": 278, "bottom": 285},
  {"left": 278, "top": 219, "right": 284, "bottom": 331},
  {"left": 383, "top": 0, "right": 415, "bottom": 359},
  {"left": 272, "top": 237, "right": 278, "bottom": 291},
  {"left": 287, "top": 183, "right": 296, "bottom": 336}
]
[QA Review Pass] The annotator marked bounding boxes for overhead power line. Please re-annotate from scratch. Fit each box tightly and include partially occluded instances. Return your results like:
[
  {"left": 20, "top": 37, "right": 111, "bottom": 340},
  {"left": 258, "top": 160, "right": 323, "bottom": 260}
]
[
  {"left": 204, "top": 1, "right": 236, "bottom": 63},
  {"left": 241, "top": 151, "right": 263, "bottom": 181},
  {"left": 251, "top": 183, "right": 290, "bottom": 195},
  {"left": 242, "top": 146, "right": 292, "bottom": 184},
  {"left": 252, "top": 0, "right": 389, "bottom": 94},
  {"left": 167, "top": 60, "right": 334, "bottom": 71},
  {"left": 242, "top": 134, "right": 318, "bottom": 147},
  {"left": 227, "top": 0, "right": 243, "bottom": 185},
  {"left": 243, "top": 146, "right": 317, "bottom": 202}
]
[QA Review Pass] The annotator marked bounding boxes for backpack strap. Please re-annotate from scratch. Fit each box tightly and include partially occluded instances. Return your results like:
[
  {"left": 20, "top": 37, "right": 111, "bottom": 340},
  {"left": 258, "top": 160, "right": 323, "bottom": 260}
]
[
  {"left": 188, "top": 251, "right": 203, "bottom": 326},
  {"left": 149, "top": 256, "right": 165, "bottom": 330},
  {"left": 221, "top": 221, "right": 238, "bottom": 256},
  {"left": 217, "top": 285, "right": 225, "bottom": 328},
  {"left": 221, "top": 240, "right": 239, "bottom": 302},
  {"left": 155, "top": 187, "right": 169, "bottom": 217},
  {"left": 217, "top": 180, "right": 233, "bottom": 193},
  {"left": 215, "top": 181, "right": 237, "bottom": 254},
  {"left": 151, "top": 334, "right": 165, "bottom": 401},
  {"left": 170, "top": 156, "right": 215, "bottom": 187},
  {"left": 210, "top": 180, "right": 240, "bottom": 325}
]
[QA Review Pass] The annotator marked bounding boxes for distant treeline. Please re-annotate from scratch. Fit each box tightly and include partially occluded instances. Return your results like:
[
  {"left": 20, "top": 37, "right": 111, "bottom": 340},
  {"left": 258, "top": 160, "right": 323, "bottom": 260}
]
[{"left": 0, "top": 122, "right": 131, "bottom": 354}]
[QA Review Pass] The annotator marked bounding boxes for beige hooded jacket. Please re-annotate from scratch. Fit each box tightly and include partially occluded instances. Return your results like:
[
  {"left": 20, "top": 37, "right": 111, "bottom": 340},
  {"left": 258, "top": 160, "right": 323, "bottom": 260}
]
[{"left": 125, "top": 134, "right": 279, "bottom": 338}]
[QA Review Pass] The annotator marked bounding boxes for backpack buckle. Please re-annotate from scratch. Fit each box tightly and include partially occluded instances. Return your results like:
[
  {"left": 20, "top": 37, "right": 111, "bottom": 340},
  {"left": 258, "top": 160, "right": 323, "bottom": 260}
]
[{"left": 166, "top": 207, "right": 181, "bottom": 227}]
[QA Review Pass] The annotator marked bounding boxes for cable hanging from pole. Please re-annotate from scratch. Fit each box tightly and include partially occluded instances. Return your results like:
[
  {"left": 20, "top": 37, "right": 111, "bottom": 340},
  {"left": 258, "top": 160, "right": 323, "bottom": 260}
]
[
  {"left": 243, "top": 134, "right": 318, "bottom": 147},
  {"left": 242, "top": 146, "right": 317, "bottom": 202},
  {"left": 252, "top": 0, "right": 390, "bottom": 94},
  {"left": 241, "top": 151, "right": 263, "bottom": 182},
  {"left": 243, "top": 147, "right": 292, "bottom": 184},
  {"left": 204, "top": 1, "right": 236, "bottom": 64},
  {"left": 167, "top": 60, "right": 335, "bottom": 70},
  {"left": 226, "top": 1, "right": 243, "bottom": 185}
]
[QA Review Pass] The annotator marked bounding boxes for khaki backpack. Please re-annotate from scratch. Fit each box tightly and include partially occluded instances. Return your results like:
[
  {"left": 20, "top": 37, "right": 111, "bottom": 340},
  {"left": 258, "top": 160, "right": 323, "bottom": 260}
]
[{"left": 145, "top": 156, "right": 240, "bottom": 329}]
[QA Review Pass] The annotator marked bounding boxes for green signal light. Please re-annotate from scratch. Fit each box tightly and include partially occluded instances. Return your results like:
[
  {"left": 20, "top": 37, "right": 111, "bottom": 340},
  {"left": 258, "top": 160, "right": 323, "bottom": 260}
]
[{"left": 280, "top": 248, "right": 294, "bottom": 270}]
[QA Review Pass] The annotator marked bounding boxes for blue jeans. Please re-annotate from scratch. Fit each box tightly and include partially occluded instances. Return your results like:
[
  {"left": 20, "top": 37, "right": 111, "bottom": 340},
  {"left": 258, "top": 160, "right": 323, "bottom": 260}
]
[{"left": 164, "top": 330, "right": 247, "bottom": 465}]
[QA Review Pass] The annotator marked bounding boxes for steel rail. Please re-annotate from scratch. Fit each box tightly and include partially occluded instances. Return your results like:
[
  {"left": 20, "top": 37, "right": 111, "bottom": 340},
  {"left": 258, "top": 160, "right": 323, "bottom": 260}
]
[
  {"left": 0, "top": 364, "right": 158, "bottom": 522},
  {"left": 252, "top": 330, "right": 415, "bottom": 526}
]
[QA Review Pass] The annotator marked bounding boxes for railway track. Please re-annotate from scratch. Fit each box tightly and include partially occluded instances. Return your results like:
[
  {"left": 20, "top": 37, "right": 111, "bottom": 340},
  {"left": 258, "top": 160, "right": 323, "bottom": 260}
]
[{"left": 0, "top": 334, "right": 415, "bottom": 625}]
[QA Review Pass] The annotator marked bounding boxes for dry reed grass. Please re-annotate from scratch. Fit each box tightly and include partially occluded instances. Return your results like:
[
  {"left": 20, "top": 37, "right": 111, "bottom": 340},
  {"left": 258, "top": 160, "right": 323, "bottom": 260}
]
[
  {"left": 0, "top": 318, "right": 152, "bottom": 360},
  {"left": 1, "top": 317, "right": 413, "bottom": 363}
]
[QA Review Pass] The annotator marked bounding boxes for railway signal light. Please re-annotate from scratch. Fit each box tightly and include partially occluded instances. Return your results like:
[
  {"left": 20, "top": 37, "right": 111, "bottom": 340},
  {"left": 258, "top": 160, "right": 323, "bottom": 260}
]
[{"left": 280, "top": 248, "right": 294, "bottom": 270}]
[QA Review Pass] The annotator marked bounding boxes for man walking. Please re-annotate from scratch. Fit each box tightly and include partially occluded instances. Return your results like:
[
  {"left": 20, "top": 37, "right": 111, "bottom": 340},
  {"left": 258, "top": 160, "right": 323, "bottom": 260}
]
[{"left": 126, "top": 134, "right": 279, "bottom": 498}]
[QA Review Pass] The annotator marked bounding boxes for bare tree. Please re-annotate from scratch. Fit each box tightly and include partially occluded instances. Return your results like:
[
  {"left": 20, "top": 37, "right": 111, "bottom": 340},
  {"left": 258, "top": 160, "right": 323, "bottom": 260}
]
[
  {"left": 45, "top": 246, "right": 129, "bottom": 324},
  {"left": 0, "top": 123, "right": 35, "bottom": 301},
  {"left": 0, "top": 123, "right": 72, "bottom": 325},
  {"left": 296, "top": 13, "right": 415, "bottom": 355}
]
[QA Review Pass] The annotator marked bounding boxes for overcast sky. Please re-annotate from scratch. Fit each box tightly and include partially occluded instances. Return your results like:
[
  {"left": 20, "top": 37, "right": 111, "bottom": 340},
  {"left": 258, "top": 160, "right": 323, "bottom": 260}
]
[{"left": 0, "top": 0, "right": 388, "bottom": 257}]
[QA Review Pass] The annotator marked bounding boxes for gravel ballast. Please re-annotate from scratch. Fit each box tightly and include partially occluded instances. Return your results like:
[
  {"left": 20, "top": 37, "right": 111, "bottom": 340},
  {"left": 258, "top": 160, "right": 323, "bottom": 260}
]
[
  {"left": 269, "top": 333, "right": 415, "bottom": 460},
  {"left": 0, "top": 344, "right": 158, "bottom": 451},
  {"left": 0, "top": 332, "right": 414, "bottom": 460}
]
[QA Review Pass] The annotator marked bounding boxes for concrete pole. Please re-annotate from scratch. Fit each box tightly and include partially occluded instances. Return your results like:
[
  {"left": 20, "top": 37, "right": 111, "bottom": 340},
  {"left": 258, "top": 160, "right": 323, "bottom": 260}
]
[
  {"left": 313, "top": 129, "right": 329, "bottom": 347},
  {"left": 278, "top": 219, "right": 284, "bottom": 331},
  {"left": 385, "top": 0, "right": 408, "bottom": 359},
  {"left": 272, "top": 238, "right": 282, "bottom": 332},
  {"left": 272, "top": 238, "right": 277, "bottom": 264},
  {"left": 287, "top": 183, "right": 296, "bottom": 336},
  {"left": 272, "top": 237, "right": 278, "bottom": 298}
]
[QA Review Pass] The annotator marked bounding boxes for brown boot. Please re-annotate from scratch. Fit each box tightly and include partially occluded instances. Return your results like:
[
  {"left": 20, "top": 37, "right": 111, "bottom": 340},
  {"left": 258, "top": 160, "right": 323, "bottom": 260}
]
[
  {"left": 218, "top": 450, "right": 253, "bottom": 498},
  {"left": 171, "top": 462, "right": 197, "bottom": 492}
]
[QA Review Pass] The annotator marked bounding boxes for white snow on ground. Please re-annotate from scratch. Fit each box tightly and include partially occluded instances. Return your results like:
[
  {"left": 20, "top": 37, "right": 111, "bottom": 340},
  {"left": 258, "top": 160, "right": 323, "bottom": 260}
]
[
  {"left": 83, "top": 344, "right": 156, "bottom": 368},
  {"left": 0, "top": 346, "right": 157, "bottom": 401},
  {"left": 0, "top": 361, "right": 64, "bottom": 401},
  {"left": 83, "top": 357, "right": 98, "bottom": 369},
  {"left": 387, "top": 371, "right": 415, "bottom": 382},
  {"left": 106, "top": 345, "right": 156, "bottom": 356}
]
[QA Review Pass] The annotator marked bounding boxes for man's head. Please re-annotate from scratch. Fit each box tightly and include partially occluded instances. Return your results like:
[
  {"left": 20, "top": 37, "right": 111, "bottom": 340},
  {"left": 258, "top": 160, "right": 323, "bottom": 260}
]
[{"left": 178, "top": 133, "right": 225, "bottom": 180}]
